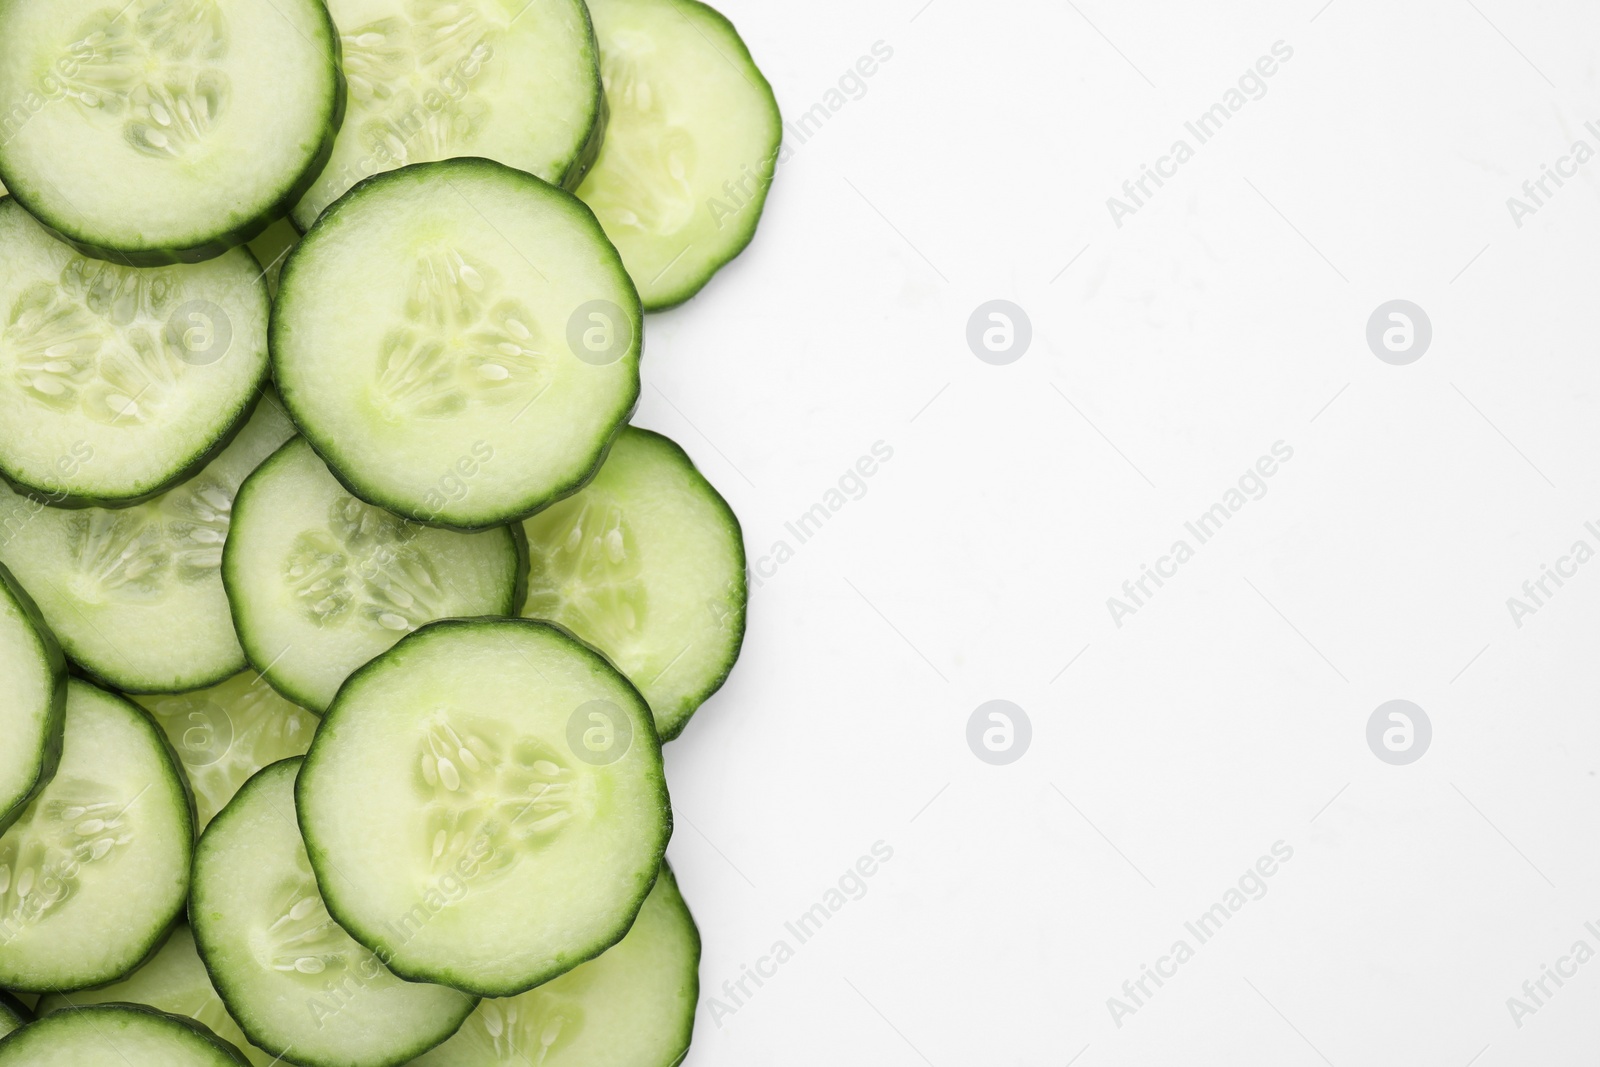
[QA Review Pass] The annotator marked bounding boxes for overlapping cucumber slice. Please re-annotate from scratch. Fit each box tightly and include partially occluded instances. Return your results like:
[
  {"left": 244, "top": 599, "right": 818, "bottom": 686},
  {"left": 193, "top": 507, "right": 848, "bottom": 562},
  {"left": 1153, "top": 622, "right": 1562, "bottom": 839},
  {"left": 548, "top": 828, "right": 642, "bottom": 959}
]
[
  {"left": 0, "top": 391, "right": 293, "bottom": 693},
  {"left": 223, "top": 436, "right": 525, "bottom": 712},
  {"left": 577, "top": 0, "right": 781, "bottom": 309},
  {"left": 192, "top": 759, "right": 476, "bottom": 1067},
  {"left": 0, "top": 1003, "right": 249, "bottom": 1065},
  {"left": 0, "top": 564, "right": 65, "bottom": 834},
  {"left": 296, "top": 618, "right": 671, "bottom": 997},
  {"left": 273, "top": 157, "right": 641, "bottom": 528},
  {"left": 0, "top": 0, "right": 343, "bottom": 263},
  {"left": 0, "top": 679, "right": 193, "bottom": 993},
  {"left": 0, "top": 990, "right": 29, "bottom": 1037},
  {"left": 134, "top": 672, "right": 318, "bottom": 829},
  {"left": 521, "top": 427, "right": 745, "bottom": 740},
  {"left": 0, "top": 200, "right": 270, "bottom": 505},
  {"left": 292, "top": 0, "right": 605, "bottom": 229}
]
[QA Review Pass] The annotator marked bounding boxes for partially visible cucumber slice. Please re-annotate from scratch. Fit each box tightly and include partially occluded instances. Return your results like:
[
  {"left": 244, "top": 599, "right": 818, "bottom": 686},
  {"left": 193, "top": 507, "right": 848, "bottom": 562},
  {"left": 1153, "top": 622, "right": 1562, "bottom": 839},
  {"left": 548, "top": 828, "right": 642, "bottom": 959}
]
[
  {"left": 0, "top": 0, "right": 344, "bottom": 264},
  {"left": 413, "top": 863, "right": 699, "bottom": 1066},
  {"left": 36, "top": 925, "right": 274, "bottom": 1067},
  {"left": 292, "top": 0, "right": 605, "bottom": 229},
  {"left": 272, "top": 157, "right": 642, "bottom": 529},
  {"left": 521, "top": 427, "right": 745, "bottom": 741},
  {"left": 577, "top": 0, "right": 781, "bottom": 310},
  {"left": 134, "top": 673, "right": 318, "bottom": 830},
  {"left": 0, "top": 391, "right": 295, "bottom": 693},
  {"left": 0, "top": 990, "right": 29, "bottom": 1037},
  {"left": 0, "top": 563, "right": 66, "bottom": 833},
  {"left": 0, "top": 1003, "right": 248, "bottom": 1065},
  {"left": 0, "top": 679, "right": 193, "bottom": 993},
  {"left": 0, "top": 200, "right": 270, "bottom": 506},
  {"left": 244, "top": 219, "right": 300, "bottom": 298},
  {"left": 192, "top": 759, "right": 477, "bottom": 1067},
  {"left": 223, "top": 436, "right": 525, "bottom": 712},
  {"left": 296, "top": 618, "right": 671, "bottom": 997}
]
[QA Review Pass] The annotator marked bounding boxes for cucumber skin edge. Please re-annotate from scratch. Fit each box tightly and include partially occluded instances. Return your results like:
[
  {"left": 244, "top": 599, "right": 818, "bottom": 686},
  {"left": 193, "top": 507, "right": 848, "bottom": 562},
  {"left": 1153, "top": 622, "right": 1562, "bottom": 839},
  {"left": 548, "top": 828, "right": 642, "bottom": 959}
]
[{"left": 0, "top": 561, "right": 65, "bottom": 837}]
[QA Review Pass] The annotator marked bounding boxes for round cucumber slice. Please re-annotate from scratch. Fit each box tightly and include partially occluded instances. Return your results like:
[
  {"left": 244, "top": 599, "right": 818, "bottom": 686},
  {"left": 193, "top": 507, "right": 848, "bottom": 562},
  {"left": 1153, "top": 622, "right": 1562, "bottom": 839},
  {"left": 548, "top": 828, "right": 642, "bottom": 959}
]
[
  {"left": 296, "top": 618, "right": 671, "bottom": 997},
  {"left": 0, "top": 679, "right": 193, "bottom": 993},
  {"left": 223, "top": 436, "right": 525, "bottom": 713},
  {"left": 0, "top": 0, "right": 343, "bottom": 264},
  {"left": 0, "top": 990, "right": 29, "bottom": 1037},
  {"left": 192, "top": 759, "right": 477, "bottom": 1067},
  {"left": 0, "top": 1004, "right": 248, "bottom": 1065},
  {"left": 0, "top": 391, "right": 294, "bottom": 693},
  {"left": 413, "top": 864, "right": 699, "bottom": 1066},
  {"left": 521, "top": 427, "right": 745, "bottom": 741},
  {"left": 273, "top": 157, "right": 642, "bottom": 529},
  {"left": 577, "top": 0, "right": 781, "bottom": 310},
  {"left": 0, "top": 200, "right": 270, "bottom": 506},
  {"left": 36, "top": 925, "right": 275, "bottom": 1067},
  {"left": 292, "top": 0, "right": 605, "bottom": 230},
  {"left": 0, "top": 563, "right": 66, "bottom": 834},
  {"left": 134, "top": 672, "right": 318, "bottom": 831}
]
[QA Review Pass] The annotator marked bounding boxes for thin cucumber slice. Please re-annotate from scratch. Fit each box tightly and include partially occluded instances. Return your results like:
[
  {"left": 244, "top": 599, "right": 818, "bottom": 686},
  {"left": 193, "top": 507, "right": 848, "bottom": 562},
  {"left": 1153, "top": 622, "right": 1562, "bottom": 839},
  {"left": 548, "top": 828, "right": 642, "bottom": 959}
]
[
  {"left": 0, "top": 1003, "right": 248, "bottom": 1065},
  {"left": 521, "top": 427, "right": 744, "bottom": 741},
  {"left": 0, "top": 392, "right": 295, "bottom": 693},
  {"left": 0, "top": 679, "right": 193, "bottom": 993},
  {"left": 0, "top": 991, "right": 29, "bottom": 1036},
  {"left": 296, "top": 618, "right": 671, "bottom": 997},
  {"left": 291, "top": 0, "right": 604, "bottom": 230},
  {"left": 0, "top": 199, "right": 270, "bottom": 506},
  {"left": 413, "top": 864, "right": 698, "bottom": 1067},
  {"left": 577, "top": 0, "right": 781, "bottom": 310},
  {"left": 223, "top": 436, "right": 524, "bottom": 712},
  {"left": 193, "top": 759, "right": 477, "bottom": 1067},
  {"left": 273, "top": 157, "right": 642, "bottom": 529},
  {"left": 0, "top": 0, "right": 343, "bottom": 264},
  {"left": 244, "top": 219, "right": 300, "bottom": 298},
  {"left": 37, "top": 925, "right": 275, "bottom": 1067},
  {"left": 134, "top": 673, "right": 318, "bottom": 830},
  {"left": 0, "top": 563, "right": 66, "bottom": 833}
]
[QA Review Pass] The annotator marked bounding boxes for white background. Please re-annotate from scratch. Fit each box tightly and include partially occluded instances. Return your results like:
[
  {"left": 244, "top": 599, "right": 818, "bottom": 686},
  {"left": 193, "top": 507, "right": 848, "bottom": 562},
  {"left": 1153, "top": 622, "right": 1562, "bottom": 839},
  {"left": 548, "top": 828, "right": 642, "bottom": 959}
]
[{"left": 640, "top": 1, "right": 1600, "bottom": 1064}]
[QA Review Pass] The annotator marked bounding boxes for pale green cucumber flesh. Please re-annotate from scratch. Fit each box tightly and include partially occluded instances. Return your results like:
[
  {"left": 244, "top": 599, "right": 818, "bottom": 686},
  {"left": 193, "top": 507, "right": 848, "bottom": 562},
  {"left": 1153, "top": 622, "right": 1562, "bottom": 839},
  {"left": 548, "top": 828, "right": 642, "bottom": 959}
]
[
  {"left": 0, "top": 392, "right": 295, "bottom": 693},
  {"left": 521, "top": 427, "right": 745, "bottom": 741},
  {"left": 0, "top": 562, "right": 66, "bottom": 834},
  {"left": 0, "top": 0, "right": 343, "bottom": 263},
  {"left": 577, "top": 0, "right": 781, "bottom": 310},
  {"left": 0, "top": 200, "right": 270, "bottom": 505},
  {"left": 0, "top": 1003, "right": 249, "bottom": 1065},
  {"left": 296, "top": 618, "right": 671, "bottom": 997},
  {"left": 192, "top": 759, "right": 477, "bottom": 1067},
  {"left": 223, "top": 435, "right": 523, "bottom": 712},
  {"left": 292, "top": 0, "right": 603, "bottom": 229},
  {"left": 413, "top": 864, "right": 699, "bottom": 1066},
  {"left": 272, "top": 157, "right": 641, "bottom": 528},
  {"left": 0, "top": 679, "right": 192, "bottom": 992}
]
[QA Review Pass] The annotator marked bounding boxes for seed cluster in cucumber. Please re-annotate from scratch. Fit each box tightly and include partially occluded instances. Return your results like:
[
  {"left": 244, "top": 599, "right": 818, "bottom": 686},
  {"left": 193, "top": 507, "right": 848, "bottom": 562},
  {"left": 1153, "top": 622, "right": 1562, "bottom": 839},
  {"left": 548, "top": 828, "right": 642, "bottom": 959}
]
[{"left": 0, "top": 0, "right": 771, "bottom": 1061}]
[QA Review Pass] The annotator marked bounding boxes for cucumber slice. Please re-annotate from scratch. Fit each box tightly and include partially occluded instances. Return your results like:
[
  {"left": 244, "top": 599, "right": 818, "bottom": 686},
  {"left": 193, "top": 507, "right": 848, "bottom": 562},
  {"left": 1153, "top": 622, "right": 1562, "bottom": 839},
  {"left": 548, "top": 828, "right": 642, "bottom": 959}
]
[
  {"left": 576, "top": 0, "right": 781, "bottom": 310},
  {"left": 273, "top": 157, "right": 642, "bottom": 529},
  {"left": 0, "top": 991, "right": 29, "bottom": 1036},
  {"left": 193, "top": 759, "right": 477, "bottom": 1067},
  {"left": 521, "top": 427, "right": 744, "bottom": 741},
  {"left": 296, "top": 618, "right": 671, "bottom": 996},
  {"left": 244, "top": 219, "right": 300, "bottom": 298},
  {"left": 0, "top": 199, "right": 270, "bottom": 506},
  {"left": 413, "top": 864, "right": 698, "bottom": 1066},
  {"left": 0, "top": 1004, "right": 248, "bottom": 1065},
  {"left": 223, "top": 436, "right": 524, "bottom": 712},
  {"left": 36, "top": 925, "right": 274, "bottom": 1067},
  {"left": 134, "top": 673, "right": 318, "bottom": 830},
  {"left": 0, "top": 392, "right": 295, "bottom": 693},
  {"left": 0, "top": 679, "right": 192, "bottom": 993},
  {"left": 0, "top": 0, "right": 343, "bottom": 264},
  {"left": 0, "top": 563, "right": 66, "bottom": 833},
  {"left": 291, "top": 0, "right": 605, "bottom": 230}
]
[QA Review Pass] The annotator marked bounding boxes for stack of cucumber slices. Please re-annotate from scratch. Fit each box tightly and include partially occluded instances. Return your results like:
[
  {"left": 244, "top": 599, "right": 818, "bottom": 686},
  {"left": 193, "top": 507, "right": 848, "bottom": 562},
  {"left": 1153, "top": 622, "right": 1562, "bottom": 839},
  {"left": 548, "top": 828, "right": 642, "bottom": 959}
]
[{"left": 0, "top": 0, "right": 776, "bottom": 1061}]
